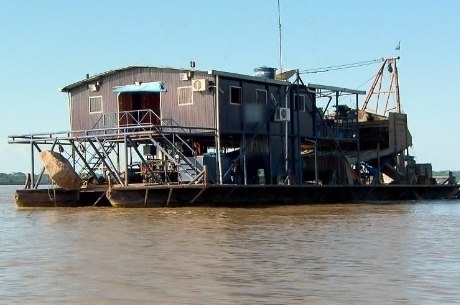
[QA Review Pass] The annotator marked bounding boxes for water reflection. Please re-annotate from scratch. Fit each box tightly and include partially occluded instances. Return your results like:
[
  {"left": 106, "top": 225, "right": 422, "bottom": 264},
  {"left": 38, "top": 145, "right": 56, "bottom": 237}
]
[{"left": 1, "top": 186, "right": 460, "bottom": 304}]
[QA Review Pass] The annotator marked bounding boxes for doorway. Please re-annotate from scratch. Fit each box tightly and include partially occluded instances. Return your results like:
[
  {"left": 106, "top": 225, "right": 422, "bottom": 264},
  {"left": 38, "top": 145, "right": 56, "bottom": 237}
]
[{"left": 118, "top": 93, "right": 161, "bottom": 127}]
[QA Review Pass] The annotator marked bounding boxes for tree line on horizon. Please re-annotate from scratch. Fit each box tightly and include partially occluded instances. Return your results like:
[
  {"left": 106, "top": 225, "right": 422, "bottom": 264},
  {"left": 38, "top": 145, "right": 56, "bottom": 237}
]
[
  {"left": 0, "top": 171, "right": 458, "bottom": 185},
  {"left": 0, "top": 172, "right": 52, "bottom": 185}
]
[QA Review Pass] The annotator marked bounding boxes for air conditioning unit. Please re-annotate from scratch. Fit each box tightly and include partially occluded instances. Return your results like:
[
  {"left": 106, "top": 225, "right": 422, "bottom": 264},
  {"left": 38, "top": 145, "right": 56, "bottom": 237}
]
[
  {"left": 274, "top": 107, "right": 290, "bottom": 122},
  {"left": 179, "top": 72, "right": 190, "bottom": 81},
  {"left": 192, "top": 79, "right": 208, "bottom": 92},
  {"left": 88, "top": 83, "right": 99, "bottom": 92}
]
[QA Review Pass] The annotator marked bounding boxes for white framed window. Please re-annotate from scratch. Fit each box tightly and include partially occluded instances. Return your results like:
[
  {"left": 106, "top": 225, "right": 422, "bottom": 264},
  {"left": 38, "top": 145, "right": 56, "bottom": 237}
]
[
  {"left": 177, "top": 86, "right": 193, "bottom": 105},
  {"left": 295, "top": 94, "right": 306, "bottom": 112},
  {"left": 89, "top": 96, "right": 103, "bottom": 113},
  {"left": 230, "top": 86, "right": 242, "bottom": 105},
  {"left": 256, "top": 89, "right": 267, "bottom": 104}
]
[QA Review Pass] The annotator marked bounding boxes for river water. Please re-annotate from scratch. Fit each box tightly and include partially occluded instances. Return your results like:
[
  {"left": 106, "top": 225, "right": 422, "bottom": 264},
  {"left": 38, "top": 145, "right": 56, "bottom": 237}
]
[{"left": 1, "top": 185, "right": 460, "bottom": 304}]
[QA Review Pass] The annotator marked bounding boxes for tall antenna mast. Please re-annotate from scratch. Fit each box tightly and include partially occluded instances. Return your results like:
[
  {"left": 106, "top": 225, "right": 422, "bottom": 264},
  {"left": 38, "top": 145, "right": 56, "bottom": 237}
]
[{"left": 277, "top": 0, "right": 283, "bottom": 75}]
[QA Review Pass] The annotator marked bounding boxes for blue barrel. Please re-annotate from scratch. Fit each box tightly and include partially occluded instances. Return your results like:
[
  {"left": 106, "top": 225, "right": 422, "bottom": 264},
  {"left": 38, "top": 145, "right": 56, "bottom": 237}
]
[{"left": 254, "top": 66, "right": 276, "bottom": 79}]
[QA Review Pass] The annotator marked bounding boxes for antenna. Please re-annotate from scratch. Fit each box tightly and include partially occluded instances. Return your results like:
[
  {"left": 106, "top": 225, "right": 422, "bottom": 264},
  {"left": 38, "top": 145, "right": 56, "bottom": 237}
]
[{"left": 277, "top": 0, "right": 283, "bottom": 75}]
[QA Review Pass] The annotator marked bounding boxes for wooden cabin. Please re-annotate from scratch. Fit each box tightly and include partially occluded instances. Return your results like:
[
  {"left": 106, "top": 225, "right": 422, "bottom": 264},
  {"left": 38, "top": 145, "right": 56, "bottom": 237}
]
[
  {"left": 59, "top": 66, "right": 312, "bottom": 184},
  {"left": 60, "top": 65, "right": 364, "bottom": 185}
]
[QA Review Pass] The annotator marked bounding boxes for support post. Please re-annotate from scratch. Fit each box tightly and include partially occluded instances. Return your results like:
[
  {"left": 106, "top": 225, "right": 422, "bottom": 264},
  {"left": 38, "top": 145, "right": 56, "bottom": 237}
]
[
  {"left": 124, "top": 134, "right": 129, "bottom": 186},
  {"left": 284, "top": 93, "right": 289, "bottom": 179},
  {"left": 355, "top": 93, "right": 360, "bottom": 180},
  {"left": 305, "top": 139, "right": 319, "bottom": 185},
  {"left": 30, "top": 139, "right": 35, "bottom": 188},
  {"left": 243, "top": 133, "right": 247, "bottom": 185},
  {"left": 216, "top": 75, "right": 223, "bottom": 185},
  {"left": 377, "top": 142, "right": 381, "bottom": 184},
  {"left": 314, "top": 141, "right": 318, "bottom": 185}
]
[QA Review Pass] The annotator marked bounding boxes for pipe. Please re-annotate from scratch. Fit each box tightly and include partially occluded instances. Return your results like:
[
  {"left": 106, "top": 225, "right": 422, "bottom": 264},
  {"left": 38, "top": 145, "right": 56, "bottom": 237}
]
[
  {"left": 304, "top": 138, "right": 319, "bottom": 185},
  {"left": 216, "top": 75, "right": 223, "bottom": 184},
  {"left": 284, "top": 88, "right": 289, "bottom": 183},
  {"left": 30, "top": 138, "right": 35, "bottom": 188},
  {"left": 124, "top": 134, "right": 129, "bottom": 186}
]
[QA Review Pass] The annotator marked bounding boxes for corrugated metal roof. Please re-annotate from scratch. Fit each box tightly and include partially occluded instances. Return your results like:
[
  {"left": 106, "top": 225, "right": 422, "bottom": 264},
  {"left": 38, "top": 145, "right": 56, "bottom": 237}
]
[
  {"left": 59, "top": 66, "right": 190, "bottom": 92},
  {"left": 208, "top": 70, "right": 290, "bottom": 86},
  {"left": 307, "top": 83, "right": 366, "bottom": 95}
]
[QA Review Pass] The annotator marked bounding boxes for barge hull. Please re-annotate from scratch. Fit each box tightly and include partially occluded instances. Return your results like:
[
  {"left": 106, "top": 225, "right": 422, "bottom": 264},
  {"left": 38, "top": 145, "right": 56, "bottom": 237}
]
[
  {"left": 15, "top": 188, "right": 109, "bottom": 208},
  {"left": 14, "top": 185, "right": 459, "bottom": 208},
  {"left": 106, "top": 184, "right": 460, "bottom": 208}
]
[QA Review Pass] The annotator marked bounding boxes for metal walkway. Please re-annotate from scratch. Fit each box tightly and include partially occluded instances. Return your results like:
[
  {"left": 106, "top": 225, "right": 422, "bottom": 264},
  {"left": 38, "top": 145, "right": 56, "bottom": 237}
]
[{"left": 8, "top": 109, "right": 217, "bottom": 188}]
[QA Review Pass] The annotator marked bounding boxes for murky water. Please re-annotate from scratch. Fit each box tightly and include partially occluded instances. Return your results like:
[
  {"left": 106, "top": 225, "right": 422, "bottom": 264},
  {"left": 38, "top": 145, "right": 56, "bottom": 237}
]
[{"left": 1, "top": 185, "right": 460, "bottom": 304}]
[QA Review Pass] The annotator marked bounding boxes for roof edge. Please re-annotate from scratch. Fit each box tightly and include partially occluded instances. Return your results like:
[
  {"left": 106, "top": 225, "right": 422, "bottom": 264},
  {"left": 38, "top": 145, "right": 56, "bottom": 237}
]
[
  {"left": 208, "top": 70, "right": 290, "bottom": 86},
  {"left": 59, "top": 65, "right": 198, "bottom": 92}
]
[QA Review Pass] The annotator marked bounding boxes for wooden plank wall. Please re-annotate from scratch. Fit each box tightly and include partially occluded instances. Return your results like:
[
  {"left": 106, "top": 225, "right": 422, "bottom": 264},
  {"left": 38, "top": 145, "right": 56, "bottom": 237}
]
[{"left": 69, "top": 67, "right": 216, "bottom": 132}]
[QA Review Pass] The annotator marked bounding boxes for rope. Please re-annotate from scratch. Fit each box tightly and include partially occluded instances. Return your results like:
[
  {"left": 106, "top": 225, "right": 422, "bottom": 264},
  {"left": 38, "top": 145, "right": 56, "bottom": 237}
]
[{"left": 47, "top": 181, "right": 57, "bottom": 206}]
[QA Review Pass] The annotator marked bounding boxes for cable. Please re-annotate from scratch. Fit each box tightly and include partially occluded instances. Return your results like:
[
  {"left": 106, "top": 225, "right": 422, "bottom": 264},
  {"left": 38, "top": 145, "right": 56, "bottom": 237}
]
[{"left": 300, "top": 58, "right": 383, "bottom": 74}]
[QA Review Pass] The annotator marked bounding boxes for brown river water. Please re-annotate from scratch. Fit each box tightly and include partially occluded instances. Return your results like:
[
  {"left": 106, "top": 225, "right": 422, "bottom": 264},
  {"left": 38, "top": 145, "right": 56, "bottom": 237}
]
[{"left": 1, "top": 185, "right": 460, "bottom": 304}]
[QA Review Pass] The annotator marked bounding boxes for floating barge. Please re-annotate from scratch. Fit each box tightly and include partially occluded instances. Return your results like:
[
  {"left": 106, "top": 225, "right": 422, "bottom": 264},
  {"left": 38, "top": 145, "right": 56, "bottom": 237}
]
[{"left": 9, "top": 58, "right": 459, "bottom": 207}]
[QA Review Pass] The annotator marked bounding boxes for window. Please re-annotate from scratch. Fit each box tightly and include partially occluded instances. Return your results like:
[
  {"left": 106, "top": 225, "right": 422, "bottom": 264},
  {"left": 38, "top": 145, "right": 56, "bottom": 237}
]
[
  {"left": 256, "top": 89, "right": 267, "bottom": 104},
  {"left": 178, "top": 86, "right": 193, "bottom": 105},
  {"left": 295, "top": 94, "right": 306, "bottom": 112},
  {"left": 230, "top": 86, "right": 242, "bottom": 105},
  {"left": 89, "top": 96, "right": 103, "bottom": 113}
]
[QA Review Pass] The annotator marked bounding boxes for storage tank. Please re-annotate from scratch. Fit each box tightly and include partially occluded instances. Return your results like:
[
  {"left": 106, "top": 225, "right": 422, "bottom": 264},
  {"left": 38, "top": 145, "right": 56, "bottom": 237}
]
[{"left": 254, "top": 66, "right": 276, "bottom": 79}]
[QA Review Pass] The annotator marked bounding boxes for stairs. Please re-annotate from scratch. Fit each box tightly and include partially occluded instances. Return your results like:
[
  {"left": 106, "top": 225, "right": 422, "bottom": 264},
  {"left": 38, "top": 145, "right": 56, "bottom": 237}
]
[{"left": 72, "top": 137, "right": 119, "bottom": 183}]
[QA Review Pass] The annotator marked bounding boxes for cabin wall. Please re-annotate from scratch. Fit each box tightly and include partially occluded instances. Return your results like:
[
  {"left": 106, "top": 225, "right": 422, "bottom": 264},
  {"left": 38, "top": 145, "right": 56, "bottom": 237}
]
[
  {"left": 288, "top": 88, "right": 315, "bottom": 138},
  {"left": 269, "top": 135, "right": 285, "bottom": 183},
  {"left": 245, "top": 136, "right": 270, "bottom": 184},
  {"left": 68, "top": 67, "right": 216, "bottom": 132},
  {"left": 163, "top": 70, "right": 215, "bottom": 129},
  {"left": 215, "top": 76, "right": 316, "bottom": 184},
  {"left": 217, "top": 77, "right": 288, "bottom": 135},
  {"left": 70, "top": 86, "right": 106, "bottom": 132},
  {"left": 242, "top": 135, "right": 289, "bottom": 184}
]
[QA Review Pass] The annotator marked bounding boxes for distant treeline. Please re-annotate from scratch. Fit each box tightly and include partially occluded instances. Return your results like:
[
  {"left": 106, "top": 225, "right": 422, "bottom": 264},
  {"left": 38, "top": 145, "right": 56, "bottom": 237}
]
[
  {"left": 433, "top": 171, "right": 460, "bottom": 178},
  {"left": 0, "top": 172, "right": 52, "bottom": 185},
  {"left": 0, "top": 171, "right": 457, "bottom": 185}
]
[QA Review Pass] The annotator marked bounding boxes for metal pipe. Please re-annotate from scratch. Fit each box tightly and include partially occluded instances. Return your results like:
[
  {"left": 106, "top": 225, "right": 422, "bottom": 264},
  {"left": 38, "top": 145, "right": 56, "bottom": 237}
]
[
  {"left": 284, "top": 88, "right": 289, "bottom": 183},
  {"left": 377, "top": 142, "right": 381, "bottom": 184},
  {"left": 295, "top": 70, "right": 302, "bottom": 183},
  {"left": 314, "top": 141, "right": 318, "bottom": 185},
  {"left": 243, "top": 133, "right": 247, "bottom": 185},
  {"left": 67, "top": 92, "right": 72, "bottom": 131},
  {"left": 124, "top": 134, "right": 129, "bottom": 186},
  {"left": 216, "top": 75, "right": 223, "bottom": 184},
  {"left": 304, "top": 138, "right": 318, "bottom": 185},
  {"left": 30, "top": 138, "right": 35, "bottom": 187},
  {"left": 355, "top": 93, "right": 360, "bottom": 173}
]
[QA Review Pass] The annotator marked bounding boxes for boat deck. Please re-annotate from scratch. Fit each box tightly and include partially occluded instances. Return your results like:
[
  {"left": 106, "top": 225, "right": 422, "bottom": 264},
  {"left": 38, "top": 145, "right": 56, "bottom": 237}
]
[{"left": 14, "top": 183, "right": 460, "bottom": 208}]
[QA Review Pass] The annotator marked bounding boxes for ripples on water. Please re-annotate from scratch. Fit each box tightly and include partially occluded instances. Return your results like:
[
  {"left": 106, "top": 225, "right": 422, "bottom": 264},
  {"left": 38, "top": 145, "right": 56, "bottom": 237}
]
[{"left": 1, "top": 185, "right": 460, "bottom": 304}]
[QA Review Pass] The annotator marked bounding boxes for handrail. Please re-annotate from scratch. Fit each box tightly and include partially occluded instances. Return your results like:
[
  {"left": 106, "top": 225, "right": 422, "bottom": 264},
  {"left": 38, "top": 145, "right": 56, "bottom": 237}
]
[{"left": 8, "top": 124, "right": 216, "bottom": 145}]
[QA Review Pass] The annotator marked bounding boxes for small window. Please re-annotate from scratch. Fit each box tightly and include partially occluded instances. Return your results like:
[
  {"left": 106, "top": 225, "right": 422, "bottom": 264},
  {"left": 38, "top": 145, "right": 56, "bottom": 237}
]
[
  {"left": 230, "top": 86, "right": 242, "bottom": 105},
  {"left": 178, "top": 86, "right": 193, "bottom": 105},
  {"left": 295, "top": 94, "right": 306, "bottom": 112},
  {"left": 89, "top": 96, "right": 103, "bottom": 113},
  {"left": 256, "top": 89, "right": 267, "bottom": 104}
]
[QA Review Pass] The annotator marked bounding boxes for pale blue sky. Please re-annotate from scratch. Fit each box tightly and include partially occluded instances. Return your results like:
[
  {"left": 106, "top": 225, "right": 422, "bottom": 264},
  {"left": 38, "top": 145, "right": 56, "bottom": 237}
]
[{"left": 1, "top": 0, "right": 459, "bottom": 172}]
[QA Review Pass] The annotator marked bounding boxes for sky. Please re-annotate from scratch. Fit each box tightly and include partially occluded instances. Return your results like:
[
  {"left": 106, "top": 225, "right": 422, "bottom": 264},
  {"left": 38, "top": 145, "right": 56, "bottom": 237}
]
[{"left": 1, "top": 0, "right": 459, "bottom": 173}]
